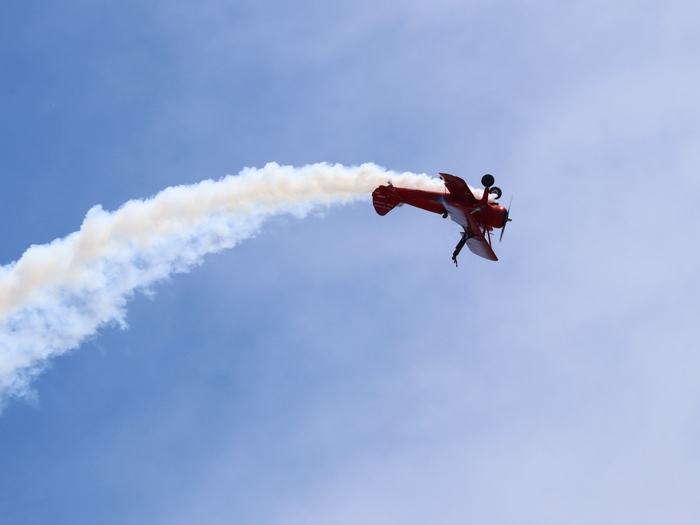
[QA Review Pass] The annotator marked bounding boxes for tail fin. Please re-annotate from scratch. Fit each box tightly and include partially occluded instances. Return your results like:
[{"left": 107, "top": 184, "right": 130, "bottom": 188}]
[{"left": 372, "top": 185, "right": 403, "bottom": 216}]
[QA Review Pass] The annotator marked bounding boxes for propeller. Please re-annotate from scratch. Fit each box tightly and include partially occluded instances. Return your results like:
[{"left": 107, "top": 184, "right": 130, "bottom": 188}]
[{"left": 499, "top": 196, "right": 513, "bottom": 242}]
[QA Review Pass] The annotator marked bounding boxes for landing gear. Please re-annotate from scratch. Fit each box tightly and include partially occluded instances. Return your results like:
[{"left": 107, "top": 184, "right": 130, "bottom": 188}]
[
  {"left": 452, "top": 231, "right": 474, "bottom": 267},
  {"left": 481, "top": 174, "right": 495, "bottom": 187},
  {"left": 489, "top": 186, "right": 502, "bottom": 200}
]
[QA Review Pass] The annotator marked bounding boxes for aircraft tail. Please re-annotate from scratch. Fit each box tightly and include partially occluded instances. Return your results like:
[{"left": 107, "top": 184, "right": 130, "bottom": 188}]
[{"left": 372, "top": 185, "right": 403, "bottom": 216}]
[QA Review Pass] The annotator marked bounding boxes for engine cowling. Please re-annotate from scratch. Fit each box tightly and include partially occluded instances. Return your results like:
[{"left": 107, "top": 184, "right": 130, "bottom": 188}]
[{"left": 482, "top": 205, "right": 508, "bottom": 229}]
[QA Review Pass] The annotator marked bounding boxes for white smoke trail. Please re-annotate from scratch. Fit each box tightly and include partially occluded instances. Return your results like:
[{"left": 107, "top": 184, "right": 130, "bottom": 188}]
[{"left": 0, "top": 162, "right": 444, "bottom": 406}]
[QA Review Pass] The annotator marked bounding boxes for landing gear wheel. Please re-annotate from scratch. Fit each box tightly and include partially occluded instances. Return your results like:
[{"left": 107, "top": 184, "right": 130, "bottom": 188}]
[
  {"left": 481, "top": 174, "right": 495, "bottom": 187},
  {"left": 489, "top": 186, "right": 502, "bottom": 199}
]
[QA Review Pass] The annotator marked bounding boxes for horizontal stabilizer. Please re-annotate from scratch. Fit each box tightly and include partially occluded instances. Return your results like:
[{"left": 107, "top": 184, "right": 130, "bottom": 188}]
[{"left": 372, "top": 185, "right": 403, "bottom": 216}]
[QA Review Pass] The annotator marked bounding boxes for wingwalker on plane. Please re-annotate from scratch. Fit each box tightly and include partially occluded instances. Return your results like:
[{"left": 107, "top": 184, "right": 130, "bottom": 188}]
[{"left": 372, "top": 173, "right": 512, "bottom": 265}]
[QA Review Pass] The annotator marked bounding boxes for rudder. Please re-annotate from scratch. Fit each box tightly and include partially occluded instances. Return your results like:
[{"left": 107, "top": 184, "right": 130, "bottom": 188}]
[{"left": 372, "top": 185, "right": 403, "bottom": 216}]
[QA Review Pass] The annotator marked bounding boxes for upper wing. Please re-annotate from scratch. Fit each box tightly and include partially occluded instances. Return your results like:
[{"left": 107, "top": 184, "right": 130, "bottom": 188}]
[
  {"left": 465, "top": 233, "right": 498, "bottom": 261},
  {"left": 441, "top": 199, "right": 498, "bottom": 262},
  {"left": 439, "top": 173, "right": 477, "bottom": 203}
]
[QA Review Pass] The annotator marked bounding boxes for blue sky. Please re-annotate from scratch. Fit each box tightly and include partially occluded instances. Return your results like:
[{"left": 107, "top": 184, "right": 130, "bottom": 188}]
[{"left": 2, "top": 1, "right": 700, "bottom": 523}]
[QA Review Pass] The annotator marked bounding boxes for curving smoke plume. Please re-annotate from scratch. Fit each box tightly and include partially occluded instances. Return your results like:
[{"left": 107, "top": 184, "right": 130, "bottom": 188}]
[{"left": 0, "top": 162, "right": 444, "bottom": 407}]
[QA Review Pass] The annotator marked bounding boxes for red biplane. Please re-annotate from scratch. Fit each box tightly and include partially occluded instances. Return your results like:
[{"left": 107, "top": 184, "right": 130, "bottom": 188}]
[{"left": 372, "top": 173, "right": 512, "bottom": 265}]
